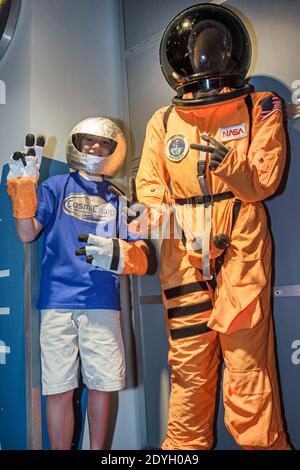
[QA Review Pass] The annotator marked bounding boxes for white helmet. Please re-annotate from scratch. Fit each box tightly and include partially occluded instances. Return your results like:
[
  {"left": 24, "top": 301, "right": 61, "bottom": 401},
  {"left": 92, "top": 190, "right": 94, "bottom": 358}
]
[{"left": 66, "top": 117, "right": 126, "bottom": 176}]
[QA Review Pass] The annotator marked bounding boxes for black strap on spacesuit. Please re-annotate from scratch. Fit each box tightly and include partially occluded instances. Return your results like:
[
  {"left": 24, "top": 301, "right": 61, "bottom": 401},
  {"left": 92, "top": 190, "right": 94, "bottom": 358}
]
[
  {"left": 168, "top": 300, "right": 213, "bottom": 319},
  {"left": 164, "top": 280, "right": 208, "bottom": 299},
  {"left": 110, "top": 238, "right": 120, "bottom": 271},
  {"left": 143, "top": 239, "right": 158, "bottom": 275},
  {"left": 163, "top": 105, "right": 174, "bottom": 131},
  {"left": 244, "top": 94, "right": 253, "bottom": 144},
  {"left": 175, "top": 191, "right": 234, "bottom": 206},
  {"left": 170, "top": 322, "right": 211, "bottom": 340}
]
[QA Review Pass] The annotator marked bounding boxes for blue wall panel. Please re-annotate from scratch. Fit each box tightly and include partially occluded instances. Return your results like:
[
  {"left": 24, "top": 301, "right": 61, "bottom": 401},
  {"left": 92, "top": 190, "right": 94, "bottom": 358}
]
[
  {"left": 0, "top": 157, "right": 70, "bottom": 449},
  {"left": 0, "top": 164, "right": 27, "bottom": 449}
]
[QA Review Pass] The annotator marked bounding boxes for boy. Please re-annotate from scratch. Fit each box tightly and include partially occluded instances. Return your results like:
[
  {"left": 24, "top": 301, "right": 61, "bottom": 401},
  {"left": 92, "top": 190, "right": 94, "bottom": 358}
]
[{"left": 7, "top": 117, "right": 153, "bottom": 449}]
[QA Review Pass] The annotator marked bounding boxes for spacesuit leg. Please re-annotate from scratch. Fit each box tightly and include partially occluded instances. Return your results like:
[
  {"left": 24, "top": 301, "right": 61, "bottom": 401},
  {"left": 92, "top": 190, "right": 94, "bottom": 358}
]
[
  {"left": 162, "top": 323, "right": 219, "bottom": 450},
  {"left": 220, "top": 283, "right": 290, "bottom": 450},
  {"left": 160, "top": 239, "right": 220, "bottom": 450}
]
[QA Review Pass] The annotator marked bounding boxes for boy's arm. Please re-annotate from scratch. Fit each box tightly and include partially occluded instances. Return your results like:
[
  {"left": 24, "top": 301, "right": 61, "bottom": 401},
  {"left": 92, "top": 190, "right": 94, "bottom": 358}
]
[{"left": 15, "top": 218, "right": 43, "bottom": 243}]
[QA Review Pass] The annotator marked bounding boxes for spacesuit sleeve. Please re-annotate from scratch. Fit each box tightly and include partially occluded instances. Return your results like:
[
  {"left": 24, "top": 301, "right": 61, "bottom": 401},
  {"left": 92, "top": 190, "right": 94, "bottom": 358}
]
[
  {"left": 213, "top": 93, "right": 286, "bottom": 202},
  {"left": 119, "top": 239, "right": 156, "bottom": 275},
  {"left": 135, "top": 110, "right": 172, "bottom": 224}
]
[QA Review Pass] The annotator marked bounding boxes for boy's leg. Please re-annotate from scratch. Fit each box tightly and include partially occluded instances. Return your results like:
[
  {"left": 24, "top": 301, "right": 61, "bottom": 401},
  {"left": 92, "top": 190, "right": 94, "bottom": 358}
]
[
  {"left": 87, "top": 389, "right": 112, "bottom": 450},
  {"left": 78, "top": 309, "right": 125, "bottom": 449},
  {"left": 46, "top": 390, "right": 75, "bottom": 450},
  {"left": 40, "top": 309, "right": 80, "bottom": 449}
]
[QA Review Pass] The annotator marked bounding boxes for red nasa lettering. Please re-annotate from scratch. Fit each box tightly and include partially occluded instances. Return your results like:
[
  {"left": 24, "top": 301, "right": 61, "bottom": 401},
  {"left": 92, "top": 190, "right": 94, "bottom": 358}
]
[
  {"left": 220, "top": 123, "right": 247, "bottom": 142},
  {"left": 222, "top": 127, "right": 245, "bottom": 138}
]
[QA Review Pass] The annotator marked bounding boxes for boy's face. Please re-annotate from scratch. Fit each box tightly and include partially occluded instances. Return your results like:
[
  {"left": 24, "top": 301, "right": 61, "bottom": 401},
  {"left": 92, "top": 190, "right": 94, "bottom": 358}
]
[{"left": 81, "top": 134, "right": 113, "bottom": 158}]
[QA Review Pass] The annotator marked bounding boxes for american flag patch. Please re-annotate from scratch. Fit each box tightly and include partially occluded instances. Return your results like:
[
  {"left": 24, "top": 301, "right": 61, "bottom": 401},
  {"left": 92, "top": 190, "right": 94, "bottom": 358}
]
[{"left": 260, "top": 95, "right": 282, "bottom": 121}]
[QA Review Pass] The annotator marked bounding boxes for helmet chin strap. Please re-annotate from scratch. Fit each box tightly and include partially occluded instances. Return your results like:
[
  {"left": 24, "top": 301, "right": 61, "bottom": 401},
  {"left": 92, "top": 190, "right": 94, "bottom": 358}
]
[
  {"left": 173, "top": 84, "right": 253, "bottom": 107},
  {"left": 83, "top": 153, "right": 112, "bottom": 174}
]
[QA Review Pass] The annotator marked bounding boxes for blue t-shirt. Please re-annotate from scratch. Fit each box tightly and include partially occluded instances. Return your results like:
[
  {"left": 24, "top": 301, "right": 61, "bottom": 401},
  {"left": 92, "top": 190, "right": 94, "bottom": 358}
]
[{"left": 35, "top": 171, "right": 136, "bottom": 310}]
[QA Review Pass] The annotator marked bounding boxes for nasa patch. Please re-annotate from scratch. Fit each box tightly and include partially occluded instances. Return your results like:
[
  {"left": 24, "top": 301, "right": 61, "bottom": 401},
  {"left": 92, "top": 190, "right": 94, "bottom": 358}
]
[
  {"left": 220, "top": 123, "right": 247, "bottom": 142},
  {"left": 166, "top": 134, "right": 188, "bottom": 162}
]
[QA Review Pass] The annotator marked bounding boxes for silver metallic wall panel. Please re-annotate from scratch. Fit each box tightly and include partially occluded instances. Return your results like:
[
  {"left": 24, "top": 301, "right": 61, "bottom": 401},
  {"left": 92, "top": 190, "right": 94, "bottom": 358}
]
[
  {"left": 0, "top": 0, "right": 21, "bottom": 61},
  {"left": 274, "top": 286, "right": 300, "bottom": 298}
]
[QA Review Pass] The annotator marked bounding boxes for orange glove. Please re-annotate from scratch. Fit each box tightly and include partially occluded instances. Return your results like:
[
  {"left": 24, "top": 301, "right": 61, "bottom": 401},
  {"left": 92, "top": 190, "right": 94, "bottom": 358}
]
[{"left": 7, "top": 176, "right": 37, "bottom": 219}]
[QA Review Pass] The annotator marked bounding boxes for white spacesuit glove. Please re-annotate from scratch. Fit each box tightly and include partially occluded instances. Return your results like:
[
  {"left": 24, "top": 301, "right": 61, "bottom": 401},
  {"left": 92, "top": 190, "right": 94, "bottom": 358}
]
[
  {"left": 75, "top": 234, "right": 124, "bottom": 273},
  {"left": 7, "top": 134, "right": 45, "bottom": 181},
  {"left": 7, "top": 154, "right": 39, "bottom": 180}
]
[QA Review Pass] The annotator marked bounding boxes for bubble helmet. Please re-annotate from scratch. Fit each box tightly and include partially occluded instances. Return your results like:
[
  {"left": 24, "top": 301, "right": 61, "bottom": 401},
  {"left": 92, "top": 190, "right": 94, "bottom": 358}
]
[{"left": 159, "top": 3, "right": 252, "bottom": 106}]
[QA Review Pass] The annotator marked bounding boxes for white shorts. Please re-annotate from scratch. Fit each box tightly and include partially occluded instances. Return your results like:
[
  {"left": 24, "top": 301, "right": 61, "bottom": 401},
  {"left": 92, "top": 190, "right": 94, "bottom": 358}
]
[{"left": 40, "top": 309, "right": 125, "bottom": 395}]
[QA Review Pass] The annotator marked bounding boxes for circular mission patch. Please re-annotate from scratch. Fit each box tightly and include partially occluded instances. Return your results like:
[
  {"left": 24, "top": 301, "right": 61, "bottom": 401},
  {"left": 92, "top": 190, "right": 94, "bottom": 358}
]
[{"left": 165, "top": 134, "right": 188, "bottom": 162}]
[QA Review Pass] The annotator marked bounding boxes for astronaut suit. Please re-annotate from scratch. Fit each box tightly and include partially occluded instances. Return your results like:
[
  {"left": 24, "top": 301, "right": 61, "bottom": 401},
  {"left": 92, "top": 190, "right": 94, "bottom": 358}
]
[{"left": 135, "top": 3, "right": 290, "bottom": 450}]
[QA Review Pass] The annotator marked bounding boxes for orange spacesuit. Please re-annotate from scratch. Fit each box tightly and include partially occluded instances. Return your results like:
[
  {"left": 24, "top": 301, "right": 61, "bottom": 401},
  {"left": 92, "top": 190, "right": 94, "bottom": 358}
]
[{"left": 135, "top": 3, "right": 290, "bottom": 450}]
